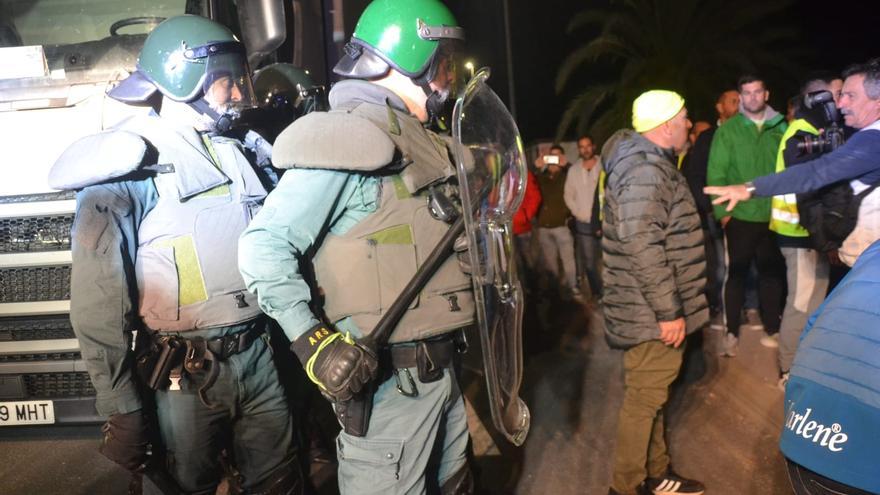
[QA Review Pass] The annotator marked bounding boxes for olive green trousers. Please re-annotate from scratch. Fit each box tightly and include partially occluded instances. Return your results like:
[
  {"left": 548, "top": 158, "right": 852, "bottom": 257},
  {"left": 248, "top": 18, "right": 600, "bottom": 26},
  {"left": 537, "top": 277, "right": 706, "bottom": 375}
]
[{"left": 611, "top": 339, "right": 684, "bottom": 494}]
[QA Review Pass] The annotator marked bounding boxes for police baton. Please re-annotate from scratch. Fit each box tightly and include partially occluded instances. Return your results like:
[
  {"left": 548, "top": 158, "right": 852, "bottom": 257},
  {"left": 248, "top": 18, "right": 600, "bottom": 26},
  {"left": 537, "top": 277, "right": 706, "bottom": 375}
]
[{"left": 366, "top": 213, "right": 464, "bottom": 346}]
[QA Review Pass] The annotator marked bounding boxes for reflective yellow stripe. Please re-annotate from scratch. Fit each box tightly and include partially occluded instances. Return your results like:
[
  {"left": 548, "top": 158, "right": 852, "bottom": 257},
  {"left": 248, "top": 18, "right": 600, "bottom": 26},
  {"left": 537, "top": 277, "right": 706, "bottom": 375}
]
[
  {"left": 152, "top": 234, "right": 209, "bottom": 306},
  {"left": 391, "top": 175, "right": 411, "bottom": 200},
  {"left": 773, "top": 193, "right": 798, "bottom": 205},
  {"left": 770, "top": 194, "right": 808, "bottom": 236},
  {"left": 366, "top": 224, "right": 414, "bottom": 244},
  {"left": 769, "top": 218, "right": 808, "bottom": 236},
  {"left": 771, "top": 208, "right": 799, "bottom": 224},
  {"left": 194, "top": 135, "right": 230, "bottom": 198}
]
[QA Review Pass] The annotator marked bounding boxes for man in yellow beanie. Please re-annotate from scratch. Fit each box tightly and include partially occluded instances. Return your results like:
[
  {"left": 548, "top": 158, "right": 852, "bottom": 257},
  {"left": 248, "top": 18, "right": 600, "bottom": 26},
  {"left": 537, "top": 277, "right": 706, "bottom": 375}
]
[{"left": 601, "top": 90, "right": 708, "bottom": 495}]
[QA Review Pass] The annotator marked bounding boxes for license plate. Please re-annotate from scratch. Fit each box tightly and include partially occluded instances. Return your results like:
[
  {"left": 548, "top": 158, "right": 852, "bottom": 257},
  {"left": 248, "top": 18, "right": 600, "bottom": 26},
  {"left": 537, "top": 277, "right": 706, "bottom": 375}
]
[{"left": 0, "top": 400, "right": 55, "bottom": 426}]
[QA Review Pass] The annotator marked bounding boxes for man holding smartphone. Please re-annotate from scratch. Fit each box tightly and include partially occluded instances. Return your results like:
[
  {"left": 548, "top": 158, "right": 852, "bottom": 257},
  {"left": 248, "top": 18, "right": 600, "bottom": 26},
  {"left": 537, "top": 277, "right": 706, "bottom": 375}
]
[{"left": 535, "top": 145, "right": 583, "bottom": 302}]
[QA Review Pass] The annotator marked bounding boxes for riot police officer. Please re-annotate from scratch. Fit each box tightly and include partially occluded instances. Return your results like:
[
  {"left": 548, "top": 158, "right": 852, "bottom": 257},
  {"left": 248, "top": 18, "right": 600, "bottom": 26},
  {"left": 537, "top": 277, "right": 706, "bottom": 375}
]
[
  {"left": 252, "top": 63, "right": 327, "bottom": 143},
  {"left": 238, "top": 1, "right": 476, "bottom": 493},
  {"left": 48, "top": 15, "right": 302, "bottom": 494}
]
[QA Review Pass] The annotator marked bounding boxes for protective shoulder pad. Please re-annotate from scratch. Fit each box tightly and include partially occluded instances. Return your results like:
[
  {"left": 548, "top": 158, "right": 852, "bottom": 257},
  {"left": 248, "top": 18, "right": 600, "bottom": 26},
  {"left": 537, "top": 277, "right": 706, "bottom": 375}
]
[
  {"left": 48, "top": 130, "right": 148, "bottom": 190},
  {"left": 272, "top": 111, "right": 395, "bottom": 171}
]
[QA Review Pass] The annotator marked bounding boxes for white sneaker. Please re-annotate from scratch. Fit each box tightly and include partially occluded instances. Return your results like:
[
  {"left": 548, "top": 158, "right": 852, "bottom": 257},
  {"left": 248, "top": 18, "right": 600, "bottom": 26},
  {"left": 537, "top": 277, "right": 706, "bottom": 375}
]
[
  {"left": 709, "top": 313, "right": 725, "bottom": 330},
  {"left": 760, "top": 333, "right": 779, "bottom": 348},
  {"left": 720, "top": 333, "right": 738, "bottom": 357}
]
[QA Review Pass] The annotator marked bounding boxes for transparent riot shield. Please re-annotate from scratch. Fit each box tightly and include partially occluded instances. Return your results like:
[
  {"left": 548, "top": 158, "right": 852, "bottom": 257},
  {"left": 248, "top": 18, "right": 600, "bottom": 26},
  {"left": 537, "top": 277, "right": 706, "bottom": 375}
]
[{"left": 451, "top": 67, "right": 530, "bottom": 446}]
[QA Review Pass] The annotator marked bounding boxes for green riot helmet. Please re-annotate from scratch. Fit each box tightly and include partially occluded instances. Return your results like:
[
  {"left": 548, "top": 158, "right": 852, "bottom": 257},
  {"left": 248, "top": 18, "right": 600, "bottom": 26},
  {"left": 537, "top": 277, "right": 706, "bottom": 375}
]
[
  {"left": 334, "top": 0, "right": 465, "bottom": 118},
  {"left": 109, "top": 15, "right": 257, "bottom": 120},
  {"left": 253, "top": 63, "right": 327, "bottom": 115},
  {"left": 252, "top": 63, "right": 327, "bottom": 141}
]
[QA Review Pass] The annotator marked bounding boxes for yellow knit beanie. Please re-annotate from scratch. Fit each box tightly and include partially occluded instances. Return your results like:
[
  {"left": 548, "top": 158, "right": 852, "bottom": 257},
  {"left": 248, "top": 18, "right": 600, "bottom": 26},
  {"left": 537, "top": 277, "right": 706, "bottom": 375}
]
[{"left": 632, "top": 90, "right": 685, "bottom": 132}]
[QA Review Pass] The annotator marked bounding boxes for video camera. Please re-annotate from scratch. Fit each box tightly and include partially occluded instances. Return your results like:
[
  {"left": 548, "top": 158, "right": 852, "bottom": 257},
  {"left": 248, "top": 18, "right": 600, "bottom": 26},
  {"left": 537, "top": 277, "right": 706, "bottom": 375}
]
[{"left": 794, "top": 90, "right": 846, "bottom": 155}]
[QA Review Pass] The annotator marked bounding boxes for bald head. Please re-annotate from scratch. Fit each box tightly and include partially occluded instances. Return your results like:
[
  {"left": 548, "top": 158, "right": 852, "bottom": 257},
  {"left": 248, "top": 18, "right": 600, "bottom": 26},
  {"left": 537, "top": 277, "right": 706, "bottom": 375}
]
[{"left": 641, "top": 107, "right": 692, "bottom": 154}]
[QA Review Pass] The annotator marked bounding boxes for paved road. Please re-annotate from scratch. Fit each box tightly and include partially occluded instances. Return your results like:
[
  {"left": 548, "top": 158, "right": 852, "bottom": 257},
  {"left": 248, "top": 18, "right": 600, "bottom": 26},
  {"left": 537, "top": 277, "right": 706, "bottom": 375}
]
[
  {"left": 1, "top": 423, "right": 128, "bottom": 494},
  {"left": 466, "top": 296, "right": 789, "bottom": 494},
  {"left": 1, "top": 297, "right": 790, "bottom": 494}
]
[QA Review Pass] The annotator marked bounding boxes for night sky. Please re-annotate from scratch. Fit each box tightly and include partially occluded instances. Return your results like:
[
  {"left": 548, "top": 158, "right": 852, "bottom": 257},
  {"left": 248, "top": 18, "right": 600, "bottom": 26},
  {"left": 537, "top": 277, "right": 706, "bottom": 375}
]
[{"left": 445, "top": 0, "right": 877, "bottom": 145}]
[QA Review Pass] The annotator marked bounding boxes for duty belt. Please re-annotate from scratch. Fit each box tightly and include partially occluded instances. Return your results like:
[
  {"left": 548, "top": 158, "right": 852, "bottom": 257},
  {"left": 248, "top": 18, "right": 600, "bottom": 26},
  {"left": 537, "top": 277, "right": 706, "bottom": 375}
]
[
  {"left": 388, "top": 338, "right": 458, "bottom": 369},
  {"left": 383, "top": 334, "right": 465, "bottom": 398},
  {"left": 332, "top": 332, "right": 468, "bottom": 438},
  {"left": 138, "top": 326, "right": 265, "bottom": 407},
  {"left": 200, "top": 327, "right": 264, "bottom": 359}
]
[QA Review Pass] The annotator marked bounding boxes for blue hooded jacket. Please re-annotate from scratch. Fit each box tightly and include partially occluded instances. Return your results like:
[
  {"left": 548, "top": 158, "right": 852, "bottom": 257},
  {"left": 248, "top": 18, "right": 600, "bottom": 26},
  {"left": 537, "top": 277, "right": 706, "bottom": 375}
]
[{"left": 780, "top": 240, "right": 880, "bottom": 493}]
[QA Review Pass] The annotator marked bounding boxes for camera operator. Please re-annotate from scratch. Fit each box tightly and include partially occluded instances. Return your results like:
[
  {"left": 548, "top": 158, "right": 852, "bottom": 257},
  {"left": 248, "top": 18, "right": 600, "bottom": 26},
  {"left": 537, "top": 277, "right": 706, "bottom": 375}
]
[
  {"left": 768, "top": 73, "right": 842, "bottom": 391},
  {"left": 708, "top": 58, "right": 880, "bottom": 495},
  {"left": 705, "top": 58, "right": 880, "bottom": 267}
]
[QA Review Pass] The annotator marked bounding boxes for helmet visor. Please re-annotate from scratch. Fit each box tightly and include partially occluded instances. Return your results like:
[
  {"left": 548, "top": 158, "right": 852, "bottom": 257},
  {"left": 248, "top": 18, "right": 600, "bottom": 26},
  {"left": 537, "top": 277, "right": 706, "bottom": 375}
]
[
  {"left": 432, "top": 41, "right": 467, "bottom": 98},
  {"left": 422, "top": 40, "right": 470, "bottom": 123},
  {"left": 202, "top": 51, "right": 257, "bottom": 114}
]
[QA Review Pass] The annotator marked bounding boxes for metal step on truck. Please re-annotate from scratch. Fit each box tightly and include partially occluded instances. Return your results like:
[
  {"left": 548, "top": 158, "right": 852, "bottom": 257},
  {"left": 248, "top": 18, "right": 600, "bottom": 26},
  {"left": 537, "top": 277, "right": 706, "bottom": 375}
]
[
  {"left": 0, "top": 0, "right": 321, "bottom": 428},
  {"left": 0, "top": 178, "right": 83, "bottom": 425}
]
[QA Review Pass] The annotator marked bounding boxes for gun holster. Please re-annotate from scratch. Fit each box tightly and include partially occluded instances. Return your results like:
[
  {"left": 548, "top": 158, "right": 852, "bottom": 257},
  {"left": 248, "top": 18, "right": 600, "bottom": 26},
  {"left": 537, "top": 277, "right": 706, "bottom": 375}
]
[
  {"left": 134, "top": 330, "right": 159, "bottom": 385},
  {"left": 335, "top": 385, "right": 375, "bottom": 437},
  {"left": 183, "top": 337, "right": 220, "bottom": 408},
  {"left": 135, "top": 335, "right": 186, "bottom": 391}
]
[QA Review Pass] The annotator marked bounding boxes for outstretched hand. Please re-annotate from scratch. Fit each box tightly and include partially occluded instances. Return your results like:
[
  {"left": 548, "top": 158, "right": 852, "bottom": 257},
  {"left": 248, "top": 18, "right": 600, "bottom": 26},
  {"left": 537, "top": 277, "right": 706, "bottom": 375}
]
[{"left": 703, "top": 184, "right": 752, "bottom": 212}]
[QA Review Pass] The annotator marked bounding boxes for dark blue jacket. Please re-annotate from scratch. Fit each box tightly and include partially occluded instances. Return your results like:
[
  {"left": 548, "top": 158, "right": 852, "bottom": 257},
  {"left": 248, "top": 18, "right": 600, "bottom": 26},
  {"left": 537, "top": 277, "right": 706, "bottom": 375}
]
[
  {"left": 780, "top": 240, "right": 880, "bottom": 493},
  {"left": 754, "top": 126, "right": 880, "bottom": 196}
]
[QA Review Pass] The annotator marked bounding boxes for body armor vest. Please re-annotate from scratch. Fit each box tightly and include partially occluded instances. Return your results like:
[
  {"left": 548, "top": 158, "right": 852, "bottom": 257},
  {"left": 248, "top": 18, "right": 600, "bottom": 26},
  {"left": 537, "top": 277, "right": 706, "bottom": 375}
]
[
  {"left": 311, "top": 101, "right": 475, "bottom": 343},
  {"left": 126, "top": 117, "right": 265, "bottom": 332}
]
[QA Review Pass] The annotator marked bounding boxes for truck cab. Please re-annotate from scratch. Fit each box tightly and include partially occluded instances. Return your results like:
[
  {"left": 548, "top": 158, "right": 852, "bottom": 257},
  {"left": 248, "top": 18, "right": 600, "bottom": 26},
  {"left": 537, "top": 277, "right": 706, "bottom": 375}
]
[{"left": 0, "top": 0, "right": 331, "bottom": 427}]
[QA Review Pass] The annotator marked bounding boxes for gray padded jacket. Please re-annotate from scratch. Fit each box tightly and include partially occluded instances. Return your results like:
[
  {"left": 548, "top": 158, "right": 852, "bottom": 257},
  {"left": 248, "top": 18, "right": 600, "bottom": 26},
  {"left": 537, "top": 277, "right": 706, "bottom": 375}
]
[{"left": 601, "top": 129, "right": 709, "bottom": 349}]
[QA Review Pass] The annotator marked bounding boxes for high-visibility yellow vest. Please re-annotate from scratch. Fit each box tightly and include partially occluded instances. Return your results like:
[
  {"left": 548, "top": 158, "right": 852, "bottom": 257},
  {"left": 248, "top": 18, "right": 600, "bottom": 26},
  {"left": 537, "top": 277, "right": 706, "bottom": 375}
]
[{"left": 769, "top": 119, "right": 819, "bottom": 237}]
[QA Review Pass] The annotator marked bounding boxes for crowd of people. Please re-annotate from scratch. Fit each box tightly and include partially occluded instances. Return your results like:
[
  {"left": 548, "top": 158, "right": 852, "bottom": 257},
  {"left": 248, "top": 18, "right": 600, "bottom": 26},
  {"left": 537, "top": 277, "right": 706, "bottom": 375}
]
[
  {"left": 45, "top": 0, "right": 880, "bottom": 492},
  {"left": 515, "top": 60, "right": 880, "bottom": 495},
  {"left": 704, "top": 59, "right": 880, "bottom": 495}
]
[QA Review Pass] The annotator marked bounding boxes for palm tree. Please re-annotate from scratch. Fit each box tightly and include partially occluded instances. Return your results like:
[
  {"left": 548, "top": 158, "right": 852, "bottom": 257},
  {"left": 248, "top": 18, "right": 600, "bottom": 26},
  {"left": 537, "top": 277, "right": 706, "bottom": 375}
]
[{"left": 555, "top": 0, "right": 803, "bottom": 143}]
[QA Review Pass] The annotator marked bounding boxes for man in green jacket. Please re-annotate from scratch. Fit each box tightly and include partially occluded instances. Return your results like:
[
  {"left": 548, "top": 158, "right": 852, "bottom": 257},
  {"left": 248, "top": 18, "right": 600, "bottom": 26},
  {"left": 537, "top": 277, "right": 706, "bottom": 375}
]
[{"left": 707, "top": 75, "right": 788, "bottom": 357}]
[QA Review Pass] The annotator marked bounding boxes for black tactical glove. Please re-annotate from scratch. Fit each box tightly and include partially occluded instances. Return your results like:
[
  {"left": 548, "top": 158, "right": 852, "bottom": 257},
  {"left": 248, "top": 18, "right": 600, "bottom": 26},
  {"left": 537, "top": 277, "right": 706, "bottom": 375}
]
[
  {"left": 291, "top": 324, "right": 379, "bottom": 403},
  {"left": 99, "top": 410, "right": 150, "bottom": 472}
]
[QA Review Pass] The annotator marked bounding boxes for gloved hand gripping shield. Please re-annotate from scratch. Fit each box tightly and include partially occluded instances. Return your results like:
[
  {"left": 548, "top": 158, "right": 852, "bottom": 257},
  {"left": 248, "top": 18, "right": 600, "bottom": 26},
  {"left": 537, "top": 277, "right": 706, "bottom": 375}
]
[{"left": 451, "top": 67, "right": 530, "bottom": 446}]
